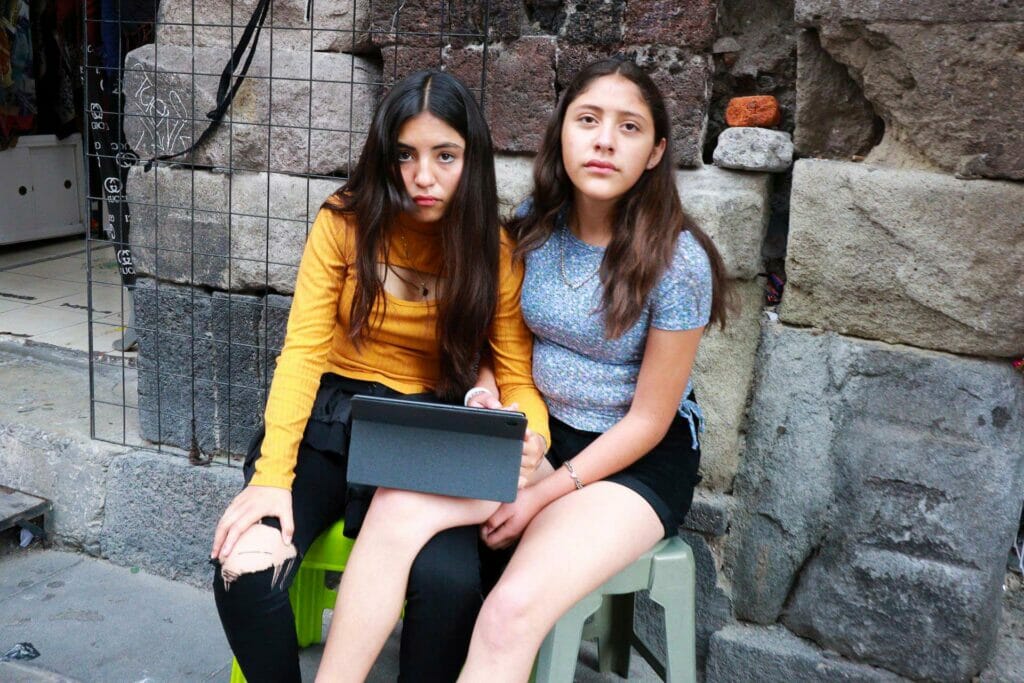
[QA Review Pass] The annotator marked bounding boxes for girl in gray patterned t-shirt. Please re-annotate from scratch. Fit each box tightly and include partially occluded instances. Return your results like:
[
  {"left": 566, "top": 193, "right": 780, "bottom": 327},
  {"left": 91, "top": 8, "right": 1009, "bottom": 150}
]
[{"left": 460, "top": 57, "right": 732, "bottom": 681}]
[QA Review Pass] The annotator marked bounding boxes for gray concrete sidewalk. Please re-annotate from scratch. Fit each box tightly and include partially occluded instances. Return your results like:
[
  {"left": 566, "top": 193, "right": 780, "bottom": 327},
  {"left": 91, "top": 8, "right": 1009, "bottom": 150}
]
[
  {"left": 0, "top": 544, "right": 403, "bottom": 682},
  {"left": 0, "top": 543, "right": 664, "bottom": 682}
]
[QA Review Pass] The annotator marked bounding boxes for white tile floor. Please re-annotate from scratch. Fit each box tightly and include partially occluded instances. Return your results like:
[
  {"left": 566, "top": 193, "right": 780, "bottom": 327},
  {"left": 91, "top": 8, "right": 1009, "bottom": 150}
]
[{"left": 0, "top": 234, "right": 135, "bottom": 355}]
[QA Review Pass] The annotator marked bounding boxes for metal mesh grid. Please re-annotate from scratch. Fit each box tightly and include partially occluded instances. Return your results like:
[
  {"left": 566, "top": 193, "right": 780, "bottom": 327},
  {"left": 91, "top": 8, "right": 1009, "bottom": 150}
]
[{"left": 85, "top": 0, "right": 493, "bottom": 465}]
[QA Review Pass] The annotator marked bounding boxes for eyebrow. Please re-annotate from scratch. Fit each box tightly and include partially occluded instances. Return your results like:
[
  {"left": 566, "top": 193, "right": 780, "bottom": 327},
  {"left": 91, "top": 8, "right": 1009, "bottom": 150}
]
[
  {"left": 573, "top": 103, "right": 649, "bottom": 122},
  {"left": 396, "top": 141, "right": 464, "bottom": 150}
]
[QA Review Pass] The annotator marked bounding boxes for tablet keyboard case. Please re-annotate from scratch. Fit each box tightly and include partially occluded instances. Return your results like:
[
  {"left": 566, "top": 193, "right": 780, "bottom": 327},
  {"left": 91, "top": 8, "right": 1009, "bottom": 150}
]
[{"left": 347, "top": 396, "right": 526, "bottom": 503}]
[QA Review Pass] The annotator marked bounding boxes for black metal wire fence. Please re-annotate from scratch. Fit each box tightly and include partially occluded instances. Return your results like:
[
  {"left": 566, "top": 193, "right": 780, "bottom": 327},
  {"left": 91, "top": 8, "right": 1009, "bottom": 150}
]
[{"left": 85, "top": 0, "right": 493, "bottom": 464}]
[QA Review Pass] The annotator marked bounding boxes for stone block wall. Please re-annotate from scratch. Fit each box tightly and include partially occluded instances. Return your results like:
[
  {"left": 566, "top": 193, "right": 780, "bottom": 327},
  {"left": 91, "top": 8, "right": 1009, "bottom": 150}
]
[{"left": 117, "top": 1, "right": 1024, "bottom": 680}]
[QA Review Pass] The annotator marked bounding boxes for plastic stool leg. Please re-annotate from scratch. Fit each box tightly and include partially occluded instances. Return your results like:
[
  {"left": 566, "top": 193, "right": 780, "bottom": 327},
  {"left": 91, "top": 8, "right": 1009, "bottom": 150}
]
[
  {"left": 229, "top": 657, "right": 246, "bottom": 683},
  {"left": 290, "top": 566, "right": 328, "bottom": 648},
  {"left": 598, "top": 593, "right": 634, "bottom": 677},
  {"left": 533, "top": 591, "right": 603, "bottom": 683},
  {"left": 581, "top": 594, "right": 634, "bottom": 677},
  {"left": 648, "top": 549, "right": 696, "bottom": 683}
]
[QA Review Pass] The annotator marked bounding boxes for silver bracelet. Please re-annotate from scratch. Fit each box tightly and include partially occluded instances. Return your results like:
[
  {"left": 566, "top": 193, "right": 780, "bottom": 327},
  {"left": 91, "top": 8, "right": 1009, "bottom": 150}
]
[
  {"left": 463, "top": 387, "right": 493, "bottom": 406},
  {"left": 563, "top": 460, "right": 584, "bottom": 490}
]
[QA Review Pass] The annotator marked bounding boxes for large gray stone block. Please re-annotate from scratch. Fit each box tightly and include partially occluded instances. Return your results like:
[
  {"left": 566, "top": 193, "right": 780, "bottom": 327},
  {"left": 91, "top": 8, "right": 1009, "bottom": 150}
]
[
  {"left": 728, "top": 324, "right": 837, "bottom": 623},
  {"left": 728, "top": 323, "right": 1024, "bottom": 680},
  {"left": 256, "top": 293, "right": 293, "bottom": 397},
  {"left": 691, "top": 280, "right": 763, "bottom": 491},
  {"left": 156, "top": 0, "right": 372, "bottom": 53},
  {"left": 0, "top": 424, "right": 124, "bottom": 555},
  {"left": 782, "top": 160, "right": 1024, "bottom": 358},
  {"left": 676, "top": 166, "right": 771, "bottom": 281},
  {"left": 101, "top": 450, "right": 241, "bottom": 587},
  {"left": 134, "top": 279, "right": 267, "bottom": 456},
  {"left": 127, "top": 165, "right": 341, "bottom": 293},
  {"left": 122, "top": 44, "right": 380, "bottom": 175},
  {"left": 0, "top": 348, "right": 130, "bottom": 554},
  {"left": 793, "top": 10, "right": 1024, "bottom": 179},
  {"left": 794, "top": 29, "right": 880, "bottom": 159},
  {"left": 707, "top": 624, "right": 908, "bottom": 682}
]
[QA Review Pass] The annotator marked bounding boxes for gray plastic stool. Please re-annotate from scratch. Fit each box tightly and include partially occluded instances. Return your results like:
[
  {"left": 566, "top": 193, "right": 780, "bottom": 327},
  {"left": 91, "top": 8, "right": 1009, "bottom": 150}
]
[{"left": 532, "top": 536, "right": 696, "bottom": 683}]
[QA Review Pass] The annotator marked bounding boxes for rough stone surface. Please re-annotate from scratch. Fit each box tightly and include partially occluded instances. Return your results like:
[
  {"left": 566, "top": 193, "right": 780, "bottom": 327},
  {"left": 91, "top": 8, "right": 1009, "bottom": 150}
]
[
  {"left": 134, "top": 279, "right": 267, "bottom": 456},
  {"left": 801, "top": 16, "right": 1024, "bottom": 179},
  {"left": 127, "top": 165, "right": 340, "bottom": 293},
  {"left": 257, "top": 293, "right": 293, "bottom": 403},
  {"left": 727, "top": 324, "right": 837, "bottom": 624},
  {"left": 561, "top": 0, "right": 624, "bottom": 45},
  {"left": 369, "top": 0, "right": 521, "bottom": 47},
  {"left": 0, "top": 348, "right": 128, "bottom": 554},
  {"left": 380, "top": 45, "right": 446, "bottom": 90},
  {"left": 728, "top": 323, "right": 1024, "bottom": 680},
  {"left": 794, "top": 29, "right": 880, "bottom": 158},
  {"left": 713, "top": 127, "right": 793, "bottom": 173},
  {"left": 155, "top": 0, "right": 373, "bottom": 53},
  {"left": 795, "top": 0, "right": 1024, "bottom": 24},
  {"left": 706, "top": 624, "right": 908, "bottom": 682},
  {"left": 691, "top": 280, "right": 763, "bottom": 492},
  {"left": 706, "top": 0, "right": 797, "bottom": 159},
  {"left": 494, "top": 154, "right": 535, "bottom": 217},
  {"left": 782, "top": 160, "right": 1024, "bottom": 358},
  {"left": 448, "top": 39, "right": 557, "bottom": 153},
  {"left": 122, "top": 44, "right": 380, "bottom": 175},
  {"left": 101, "top": 450, "right": 241, "bottom": 587},
  {"left": 683, "top": 490, "right": 735, "bottom": 538},
  {"left": 623, "top": 0, "right": 716, "bottom": 49},
  {"left": 557, "top": 46, "right": 710, "bottom": 168},
  {"left": 979, "top": 572, "right": 1024, "bottom": 683},
  {"left": 675, "top": 166, "right": 771, "bottom": 280}
]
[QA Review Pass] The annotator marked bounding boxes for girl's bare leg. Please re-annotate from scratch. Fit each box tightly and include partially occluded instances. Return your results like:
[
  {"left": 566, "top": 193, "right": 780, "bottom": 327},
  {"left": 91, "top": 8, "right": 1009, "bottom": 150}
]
[
  {"left": 315, "top": 488, "right": 499, "bottom": 682},
  {"left": 458, "top": 482, "right": 664, "bottom": 683}
]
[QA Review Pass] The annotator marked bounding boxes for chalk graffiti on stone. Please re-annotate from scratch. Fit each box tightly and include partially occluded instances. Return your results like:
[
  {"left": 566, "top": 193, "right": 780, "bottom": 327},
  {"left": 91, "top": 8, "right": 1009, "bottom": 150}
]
[
  {"left": 131, "top": 70, "right": 191, "bottom": 155},
  {"left": 115, "top": 151, "right": 139, "bottom": 168}
]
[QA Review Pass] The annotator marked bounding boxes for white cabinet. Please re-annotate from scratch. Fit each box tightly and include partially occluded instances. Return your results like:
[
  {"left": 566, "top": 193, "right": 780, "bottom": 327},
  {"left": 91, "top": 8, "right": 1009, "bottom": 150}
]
[{"left": 0, "top": 134, "right": 86, "bottom": 245}]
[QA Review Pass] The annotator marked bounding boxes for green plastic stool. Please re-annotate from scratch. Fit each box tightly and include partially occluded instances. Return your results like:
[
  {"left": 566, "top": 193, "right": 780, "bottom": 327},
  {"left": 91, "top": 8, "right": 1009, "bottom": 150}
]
[
  {"left": 229, "top": 519, "right": 355, "bottom": 683},
  {"left": 532, "top": 536, "right": 696, "bottom": 683}
]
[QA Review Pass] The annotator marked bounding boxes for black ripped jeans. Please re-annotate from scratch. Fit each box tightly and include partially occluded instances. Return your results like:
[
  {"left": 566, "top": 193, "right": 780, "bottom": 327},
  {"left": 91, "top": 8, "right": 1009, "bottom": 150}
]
[{"left": 212, "top": 375, "right": 511, "bottom": 683}]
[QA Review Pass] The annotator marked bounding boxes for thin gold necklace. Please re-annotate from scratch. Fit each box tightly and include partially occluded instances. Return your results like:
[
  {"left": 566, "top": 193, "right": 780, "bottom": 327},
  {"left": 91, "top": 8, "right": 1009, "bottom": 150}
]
[
  {"left": 393, "top": 227, "right": 430, "bottom": 298},
  {"left": 559, "top": 227, "right": 601, "bottom": 291}
]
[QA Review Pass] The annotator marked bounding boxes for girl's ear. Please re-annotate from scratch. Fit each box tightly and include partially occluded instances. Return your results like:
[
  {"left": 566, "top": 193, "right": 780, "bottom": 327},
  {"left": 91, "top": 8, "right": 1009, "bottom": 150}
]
[{"left": 646, "top": 137, "right": 667, "bottom": 170}]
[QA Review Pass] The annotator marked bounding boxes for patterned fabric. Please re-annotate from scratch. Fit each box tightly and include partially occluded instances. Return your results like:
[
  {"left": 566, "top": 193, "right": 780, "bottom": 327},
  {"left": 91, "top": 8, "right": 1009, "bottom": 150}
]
[
  {"left": 521, "top": 212, "right": 712, "bottom": 434},
  {"left": 0, "top": 0, "right": 35, "bottom": 149}
]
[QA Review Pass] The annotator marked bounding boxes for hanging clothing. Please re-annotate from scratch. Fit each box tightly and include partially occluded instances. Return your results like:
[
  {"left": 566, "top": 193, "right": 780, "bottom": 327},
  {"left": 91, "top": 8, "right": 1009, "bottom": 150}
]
[{"left": 0, "top": 0, "right": 35, "bottom": 150}]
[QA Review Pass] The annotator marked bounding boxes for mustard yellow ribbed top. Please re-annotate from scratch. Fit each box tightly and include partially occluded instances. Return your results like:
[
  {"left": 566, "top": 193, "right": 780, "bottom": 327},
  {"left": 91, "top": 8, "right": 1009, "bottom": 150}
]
[{"left": 251, "top": 204, "right": 550, "bottom": 490}]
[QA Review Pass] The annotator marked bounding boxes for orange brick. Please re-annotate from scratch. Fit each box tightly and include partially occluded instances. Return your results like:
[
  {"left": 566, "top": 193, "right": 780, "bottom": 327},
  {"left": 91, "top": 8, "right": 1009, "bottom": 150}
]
[{"left": 725, "top": 96, "right": 781, "bottom": 127}]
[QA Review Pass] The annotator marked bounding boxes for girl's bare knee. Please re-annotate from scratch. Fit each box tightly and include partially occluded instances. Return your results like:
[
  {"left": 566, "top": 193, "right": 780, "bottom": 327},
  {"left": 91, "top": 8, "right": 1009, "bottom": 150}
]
[
  {"left": 476, "top": 580, "right": 539, "bottom": 650},
  {"left": 219, "top": 524, "right": 296, "bottom": 591}
]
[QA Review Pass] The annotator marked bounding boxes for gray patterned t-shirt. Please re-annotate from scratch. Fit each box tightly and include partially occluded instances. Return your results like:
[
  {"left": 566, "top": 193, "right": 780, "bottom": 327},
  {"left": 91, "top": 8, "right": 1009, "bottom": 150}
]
[{"left": 521, "top": 221, "right": 712, "bottom": 433}]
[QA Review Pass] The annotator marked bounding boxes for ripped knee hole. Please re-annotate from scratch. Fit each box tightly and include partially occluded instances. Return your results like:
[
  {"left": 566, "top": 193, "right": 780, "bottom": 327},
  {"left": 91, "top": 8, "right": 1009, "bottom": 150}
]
[{"left": 219, "top": 524, "right": 297, "bottom": 592}]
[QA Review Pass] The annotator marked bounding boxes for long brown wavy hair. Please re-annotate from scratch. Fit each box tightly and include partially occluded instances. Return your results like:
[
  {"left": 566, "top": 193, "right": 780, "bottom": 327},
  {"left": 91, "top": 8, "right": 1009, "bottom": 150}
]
[
  {"left": 324, "top": 71, "right": 500, "bottom": 400},
  {"left": 510, "top": 58, "right": 731, "bottom": 337}
]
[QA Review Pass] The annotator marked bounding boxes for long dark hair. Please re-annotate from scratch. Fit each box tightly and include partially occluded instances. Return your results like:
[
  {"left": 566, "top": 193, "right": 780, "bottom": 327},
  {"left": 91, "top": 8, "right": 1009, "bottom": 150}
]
[
  {"left": 324, "top": 70, "right": 499, "bottom": 400},
  {"left": 510, "top": 58, "right": 731, "bottom": 337}
]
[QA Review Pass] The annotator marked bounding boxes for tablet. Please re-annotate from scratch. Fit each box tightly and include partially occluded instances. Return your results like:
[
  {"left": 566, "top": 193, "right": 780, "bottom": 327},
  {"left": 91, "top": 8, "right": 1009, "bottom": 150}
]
[{"left": 346, "top": 395, "right": 527, "bottom": 503}]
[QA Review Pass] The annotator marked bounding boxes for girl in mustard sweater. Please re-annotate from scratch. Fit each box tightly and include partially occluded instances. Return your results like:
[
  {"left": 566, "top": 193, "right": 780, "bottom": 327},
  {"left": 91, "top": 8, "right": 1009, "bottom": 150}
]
[{"left": 210, "top": 71, "right": 548, "bottom": 683}]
